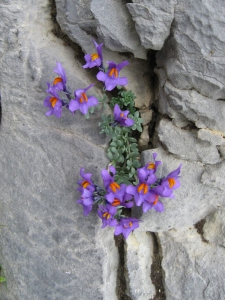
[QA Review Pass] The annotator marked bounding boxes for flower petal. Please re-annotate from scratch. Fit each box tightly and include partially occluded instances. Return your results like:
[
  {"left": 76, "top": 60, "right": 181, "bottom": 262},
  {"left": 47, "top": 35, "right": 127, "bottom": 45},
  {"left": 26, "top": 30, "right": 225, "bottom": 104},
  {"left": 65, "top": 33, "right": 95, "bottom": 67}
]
[{"left": 69, "top": 100, "right": 79, "bottom": 112}]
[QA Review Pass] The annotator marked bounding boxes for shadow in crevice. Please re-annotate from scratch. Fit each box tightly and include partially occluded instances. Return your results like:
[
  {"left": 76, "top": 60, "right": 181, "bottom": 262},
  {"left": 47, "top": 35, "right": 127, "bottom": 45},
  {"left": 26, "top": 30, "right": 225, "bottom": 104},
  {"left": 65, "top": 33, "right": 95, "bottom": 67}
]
[
  {"left": 114, "top": 234, "right": 131, "bottom": 300},
  {"left": 0, "top": 94, "right": 1, "bottom": 125},
  {"left": 150, "top": 232, "right": 166, "bottom": 300}
]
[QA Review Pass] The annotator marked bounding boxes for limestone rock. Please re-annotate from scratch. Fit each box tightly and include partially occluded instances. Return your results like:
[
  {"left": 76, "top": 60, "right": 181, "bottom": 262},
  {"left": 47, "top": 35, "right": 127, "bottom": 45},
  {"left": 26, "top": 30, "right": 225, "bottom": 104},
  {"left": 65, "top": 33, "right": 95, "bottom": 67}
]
[
  {"left": 127, "top": 0, "right": 176, "bottom": 50},
  {"left": 203, "top": 207, "right": 225, "bottom": 247},
  {"left": 125, "top": 231, "right": 156, "bottom": 300},
  {"left": 156, "top": 0, "right": 225, "bottom": 100},
  {"left": 133, "top": 148, "right": 225, "bottom": 232},
  {"left": 157, "top": 119, "right": 221, "bottom": 164},
  {"left": 139, "top": 109, "right": 153, "bottom": 126},
  {"left": 201, "top": 162, "right": 225, "bottom": 191},
  {"left": 138, "top": 124, "right": 149, "bottom": 151},
  {"left": 158, "top": 227, "right": 225, "bottom": 300},
  {"left": 197, "top": 129, "right": 225, "bottom": 146},
  {"left": 0, "top": 1, "right": 118, "bottom": 299},
  {"left": 55, "top": 0, "right": 96, "bottom": 54},
  {"left": 91, "top": 0, "right": 146, "bottom": 59},
  {"left": 164, "top": 81, "right": 225, "bottom": 133}
]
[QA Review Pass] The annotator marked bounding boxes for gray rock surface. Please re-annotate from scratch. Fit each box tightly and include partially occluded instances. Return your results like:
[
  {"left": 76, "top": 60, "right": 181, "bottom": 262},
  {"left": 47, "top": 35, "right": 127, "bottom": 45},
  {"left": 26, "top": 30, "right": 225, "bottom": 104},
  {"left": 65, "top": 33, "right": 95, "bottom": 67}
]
[
  {"left": 125, "top": 232, "right": 156, "bottom": 300},
  {"left": 55, "top": 0, "right": 96, "bottom": 54},
  {"left": 0, "top": 1, "right": 118, "bottom": 299},
  {"left": 134, "top": 148, "right": 225, "bottom": 232},
  {"left": 91, "top": 0, "right": 146, "bottom": 59},
  {"left": 164, "top": 80, "right": 225, "bottom": 133},
  {"left": 55, "top": 0, "right": 153, "bottom": 109},
  {"left": 197, "top": 128, "right": 225, "bottom": 146},
  {"left": 55, "top": 0, "right": 146, "bottom": 59},
  {"left": 204, "top": 207, "right": 225, "bottom": 247},
  {"left": 201, "top": 162, "right": 225, "bottom": 191},
  {"left": 156, "top": 0, "right": 225, "bottom": 100},
  {"left": 157, "top": 119, "right": 221, "bottom": 164},
  {"left": 158, "top": 227, "right": 225, "bottom": 300},
  {"left": 127, "top": 0, "right": 176, "bottom": 50}
]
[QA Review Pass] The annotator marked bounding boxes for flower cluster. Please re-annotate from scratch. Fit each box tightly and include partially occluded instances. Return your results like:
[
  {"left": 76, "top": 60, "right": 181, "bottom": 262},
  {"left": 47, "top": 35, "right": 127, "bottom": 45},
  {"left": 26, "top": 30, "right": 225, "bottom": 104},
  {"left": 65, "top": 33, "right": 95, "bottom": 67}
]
[
  {"left": 44, "top": 40, "right": 182, "bottom": 239},
  {"left": 43, "top": 40, "right": 129, "bottom": 118},
  {"left": 77, "top": 153, "right": 181, "bottom": 239}
]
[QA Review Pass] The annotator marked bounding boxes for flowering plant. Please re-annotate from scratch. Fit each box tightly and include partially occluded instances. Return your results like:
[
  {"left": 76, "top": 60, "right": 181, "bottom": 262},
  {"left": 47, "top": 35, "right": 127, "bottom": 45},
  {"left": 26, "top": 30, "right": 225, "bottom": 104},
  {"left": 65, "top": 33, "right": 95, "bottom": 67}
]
[{"left": 43, "top": 40, "right": 182, "bottom": 239}]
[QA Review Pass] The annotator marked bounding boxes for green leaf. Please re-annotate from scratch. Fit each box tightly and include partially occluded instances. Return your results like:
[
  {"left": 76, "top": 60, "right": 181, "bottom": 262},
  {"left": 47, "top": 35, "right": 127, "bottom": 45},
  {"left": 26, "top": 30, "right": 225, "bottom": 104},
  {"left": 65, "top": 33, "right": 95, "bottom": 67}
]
[
  {"left": 113, "top": 152, "right": 119, "bottom": 160},
  {"left": 134, "top": 111, "right": 139, "bottom": 118},
  {"left": 132, "top": 160, "right": 141, "bottom": 168},
  {"left": 110, "top": 147, "right": 117, "bottom": 153},
  {"left": 127, "top": 160, "right": 132, "bottom": 167},
  {"left": 131, "top": 167, "right": 136, "bottom": 175},
  {"left": 137, "top": 125, "right": 143, "bottom": 132},
  {"left": 129, "top": 152, "right": 139, "bottom": 158},
  {"left": 107, "top": 152, "right": 113, "bottom": 160},
  {"left": 129, "top": 137, "right": 137, "bottom": 143},
  {"left": 128, "top": 172, "right": 133, "bottom": 178},
  {"left": 0, "top": 277, "right": 6, "bottom": 283},
  {"left": 110, "top": 142, "right": 117, "bottom": 147}
]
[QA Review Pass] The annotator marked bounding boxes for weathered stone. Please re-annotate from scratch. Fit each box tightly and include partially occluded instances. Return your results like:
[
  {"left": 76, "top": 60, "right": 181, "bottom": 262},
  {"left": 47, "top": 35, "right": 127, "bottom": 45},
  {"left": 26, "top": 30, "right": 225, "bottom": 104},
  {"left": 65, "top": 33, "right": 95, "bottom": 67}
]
[
  {"left": 201, "top": 162, "right": 225, "bottom": 191},
  {"left": 55, "top": 0, "right": 96, "bottom": 54},
  {"left": 197, "top": 128, "right": 225, "bottom": 146},
  {"left": 164, "top": 81, "right": 225, "bottom": 133},
  {"left": 157, "top": 119, "right": 221, "bottom": 164},
  {"left": 127, "top": 0, "right": 176, "bottom": 50},
  {"left": 138, "top": 125, "right": 149, "bottom": 151},
  {"left": 133, "top": 148, "right": 225, "bottom": 232},
  {"left": 0, "top": 1, "right": 118, "bottom": 299},
  {"left": 158, "top": 227, "right": 225, "bottom": 300},
  {"left": 91, "top": 0, "right": 146, "bottom": 59},
  {"left": 139, "top": 109, "right": 153, "bottom": 126},
  {"left": 203, "top": 207, "right": 225, "bottom": 247},
  {"left": 156, "top": 0, "right": 225, "bottom": 100},
  {"left": 125, "top": 231, "right": 156, "bottom": 300}
]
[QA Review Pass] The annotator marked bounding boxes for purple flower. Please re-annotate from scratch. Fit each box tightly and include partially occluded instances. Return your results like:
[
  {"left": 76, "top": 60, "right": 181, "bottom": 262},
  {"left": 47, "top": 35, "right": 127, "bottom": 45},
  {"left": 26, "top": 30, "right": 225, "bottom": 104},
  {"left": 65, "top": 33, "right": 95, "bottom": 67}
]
[
  {"left": 69, "top": 84, "right": 98, "bottom": 115},
  {"left": 52, "top": 62, "right": 67, "bottom": 91},
  {"left": 97, "top": 61, "right": 129, "bottom": 91},
  {"left": 114, "top": 217, "right": 140, "bottom": 239},
  {"left": 101, "top": 166, "right": 121, "bottom": 193},
  {"left": 126, "top": 168, "right": 157, "bottom": 206},
  {"left": 77, "top": 189, "right": 94, "bottom": 216},
  {"left": 83, "top": 40, "right": 103, "bottom": 69},
  {"left": 78, "top": 168, "right": 95, "bottom": 193},
  {"left": 105, "top": 184, "right": 134, "bottom": 208},
  {"left": 144, "top": 153, "right": 162, "bottom": 175},
  {"left": 142, "top": 191, "right": 164, "bottom": 213},
  {"left": 113, "top": 104, "right": 134, "bottom": 127},
  {"left": 153, "top": 164, "right": 182, "bottom": 198},
  {"left": 97, "top": 205, "right": 118, "bottom": 228},
  {"left": 43, "top": 87, "right": 63, "bottom": 118}
]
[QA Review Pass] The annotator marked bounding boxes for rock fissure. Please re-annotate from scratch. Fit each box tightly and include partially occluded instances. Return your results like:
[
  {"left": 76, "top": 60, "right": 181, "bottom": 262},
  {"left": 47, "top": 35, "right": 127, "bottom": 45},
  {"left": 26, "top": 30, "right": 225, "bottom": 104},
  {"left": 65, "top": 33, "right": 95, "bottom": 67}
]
[
  {"left": 150, "top": 232, "right": 166, "bottom": 300},
  {"left": 114, "top": 235, "right": 131, "bottom": 300}
]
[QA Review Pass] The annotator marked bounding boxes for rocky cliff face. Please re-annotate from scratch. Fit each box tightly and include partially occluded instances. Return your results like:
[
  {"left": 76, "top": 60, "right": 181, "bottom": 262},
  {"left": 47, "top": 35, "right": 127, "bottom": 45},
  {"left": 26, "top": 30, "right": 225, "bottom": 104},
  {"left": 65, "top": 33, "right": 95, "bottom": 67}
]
[{"left": 0, "top": 0, "right": 225, "bottom": 299}]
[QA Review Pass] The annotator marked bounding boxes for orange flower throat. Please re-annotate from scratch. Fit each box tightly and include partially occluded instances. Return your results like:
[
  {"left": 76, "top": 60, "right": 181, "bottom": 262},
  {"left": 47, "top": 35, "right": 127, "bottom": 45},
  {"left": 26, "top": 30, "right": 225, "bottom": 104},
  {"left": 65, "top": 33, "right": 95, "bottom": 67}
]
[
  {"left": 103, "top": 212, "right": 111, "bottom": 220},
  {"left": 79, "top": 92, "right": 88, "bottom": 103},
  {"left": 91, "top": 53, "right": 99, "bottom": 61},
  {"left": 109, "top": 68, "right": 118, "bottom": 78},
  {"left": 168, "top": 178, "right": 176, "bottom": 188},
  {"left": 147, "top": 163, "right": 155, "bottom": 170},
  {"left": 81, "top": 180, "right": 90, "bottom": 189},
  {"left": 112, "top": 198, "right": 121, "bottom": 206},
  {"left": 137, "top": 183, "right": 148, "bottom": 194},
  {"left": 50, "top": 97, "right": 58, "bottom": 108},
  {"left": 53, "top": 77, "right": 63, "bottom": 85},
  {"left": 109, "top": 182, "right": 120, "bottom": 193}
]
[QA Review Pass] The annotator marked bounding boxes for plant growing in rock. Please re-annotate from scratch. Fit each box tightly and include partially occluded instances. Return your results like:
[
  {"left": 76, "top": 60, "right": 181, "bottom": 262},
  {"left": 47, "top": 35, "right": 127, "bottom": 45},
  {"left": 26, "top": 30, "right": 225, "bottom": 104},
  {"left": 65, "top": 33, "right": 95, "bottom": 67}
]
[{"left": 43, "top": 40, "right": 182, "bottom": 239}]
